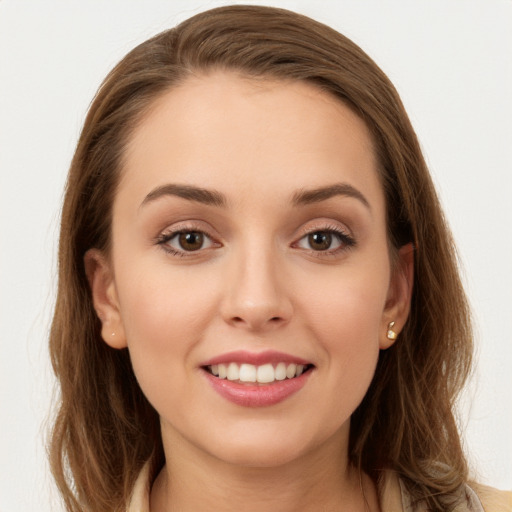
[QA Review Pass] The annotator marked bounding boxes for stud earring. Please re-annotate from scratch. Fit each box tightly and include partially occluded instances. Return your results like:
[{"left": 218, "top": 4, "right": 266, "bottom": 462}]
[
  {"left": 386, "top": 321, "right": 397, "bottom": 340},
  {"left": 111, "top": 332, "right": 116, "bottom": 337}
]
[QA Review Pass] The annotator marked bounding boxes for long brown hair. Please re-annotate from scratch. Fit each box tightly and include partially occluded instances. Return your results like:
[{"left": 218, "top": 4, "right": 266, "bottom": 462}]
[{"left": 49, "top": 5, "right": 473, "bottom": 511}]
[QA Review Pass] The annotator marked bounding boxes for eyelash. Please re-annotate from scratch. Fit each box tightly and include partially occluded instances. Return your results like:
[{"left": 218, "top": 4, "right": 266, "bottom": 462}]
[
  {"left": 154, "top": 227, "right": 218, "bottom": 257},
  {"left": 154, "top": 223, "right": 356, "bottom": 257},
  {"left": 294, "top": 224, "right": 356, "bottom": 257}
]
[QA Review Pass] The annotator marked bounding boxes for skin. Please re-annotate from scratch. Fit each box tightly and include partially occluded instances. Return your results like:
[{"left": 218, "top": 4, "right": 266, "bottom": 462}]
[{"left": 86, "top": 72, "right": 413, "bottom": 511}]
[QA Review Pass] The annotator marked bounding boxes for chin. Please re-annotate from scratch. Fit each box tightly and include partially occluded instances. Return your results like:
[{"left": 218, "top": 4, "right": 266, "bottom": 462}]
[
  {"left": 192, "top": 417, "right": 345, "bottom": 470},
  {"left": 211, "top": 438, "right": 310, "bottom": 468}
]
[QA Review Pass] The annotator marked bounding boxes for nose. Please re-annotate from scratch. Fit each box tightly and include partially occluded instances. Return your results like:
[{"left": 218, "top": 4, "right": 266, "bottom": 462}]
[{"left": 220, "top": 245, "right": 293, "bottom": 332}]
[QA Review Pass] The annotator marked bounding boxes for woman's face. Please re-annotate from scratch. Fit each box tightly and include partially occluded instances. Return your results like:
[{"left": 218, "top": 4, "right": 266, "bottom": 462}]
[{"left": 88, "top": 72, "right": 412, "bottom": 468}]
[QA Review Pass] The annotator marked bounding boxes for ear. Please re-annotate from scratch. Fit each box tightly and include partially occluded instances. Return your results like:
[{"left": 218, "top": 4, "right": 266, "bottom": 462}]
[
  {"left": 380, "top": 243, "right": 414, "bottom": 349},
  {"left": 84, "top": 248, "right": 127, "bottom": 349}
]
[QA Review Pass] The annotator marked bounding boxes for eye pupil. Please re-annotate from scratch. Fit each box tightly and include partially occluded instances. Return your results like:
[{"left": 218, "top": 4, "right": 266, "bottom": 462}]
[
  {"left": 308, "top": 232, "right": 332, "bottom": 250},
  {"left": 178, "top": 232, "right": 204, "bottom": 251}
]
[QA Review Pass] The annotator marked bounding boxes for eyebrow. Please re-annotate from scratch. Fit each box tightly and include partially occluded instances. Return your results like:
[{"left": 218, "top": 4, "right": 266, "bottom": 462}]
[
  {"left": 140, "top": 181, "right": 370, "bottom": 210},
  {"left": 292, "top": 183, "right": 370, "bottom": 210},
  {"left": 141, "top": 183, "right": 227, "bottom": 208}
]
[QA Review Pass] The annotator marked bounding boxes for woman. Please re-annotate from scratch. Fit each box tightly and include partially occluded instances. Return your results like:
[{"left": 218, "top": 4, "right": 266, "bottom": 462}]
[{"left": 48, "top": 5, "right": 511, "bottom": 511}]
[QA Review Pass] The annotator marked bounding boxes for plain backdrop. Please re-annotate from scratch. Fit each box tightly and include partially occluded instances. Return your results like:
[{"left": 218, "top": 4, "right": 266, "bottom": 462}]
[{"left": 1, "top": 1, "right": 511, "bottom": 510}]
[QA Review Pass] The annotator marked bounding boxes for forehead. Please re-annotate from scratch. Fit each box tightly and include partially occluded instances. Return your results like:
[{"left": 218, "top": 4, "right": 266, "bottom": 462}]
[{"left": 119, "top": 71, "right": 384, "bottom": 212}]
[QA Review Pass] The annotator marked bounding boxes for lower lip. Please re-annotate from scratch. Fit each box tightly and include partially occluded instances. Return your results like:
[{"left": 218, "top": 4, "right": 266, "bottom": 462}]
[{"left": 202, "top": 369, "right": 312, "bottom": 407}]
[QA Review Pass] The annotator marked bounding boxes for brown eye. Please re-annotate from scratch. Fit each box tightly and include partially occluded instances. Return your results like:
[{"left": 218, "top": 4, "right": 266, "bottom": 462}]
[
  {"left": 307, "top": 231, "right": 333, "bottom": 251},
  {"left": 178, "top": 232, "right": 204, "bottom": 251},
  {"left": 158, "top": 228, "right": 217, "bottom": 256},
  {"left": 295, "top": 228, "right": 354, "bottom": 254}
]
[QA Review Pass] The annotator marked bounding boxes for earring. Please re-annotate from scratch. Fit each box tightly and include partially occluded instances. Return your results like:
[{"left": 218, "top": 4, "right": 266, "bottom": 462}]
[
  {"left": 386, "top": 321, "right": 397, "bottom": 340},
  {"left": 111, "top": 332, "right": 116, "bottom": 337}
]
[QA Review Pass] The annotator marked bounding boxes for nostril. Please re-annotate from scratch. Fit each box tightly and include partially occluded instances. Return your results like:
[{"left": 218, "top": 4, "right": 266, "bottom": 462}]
[{"left": 229, "top": 315, "right": 284, "bottom": 328}]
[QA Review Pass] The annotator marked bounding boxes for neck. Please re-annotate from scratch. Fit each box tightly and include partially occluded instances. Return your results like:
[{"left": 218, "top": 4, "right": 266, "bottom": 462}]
[{"left": 150, "top": 425, "right": 380, "bottom": 512}]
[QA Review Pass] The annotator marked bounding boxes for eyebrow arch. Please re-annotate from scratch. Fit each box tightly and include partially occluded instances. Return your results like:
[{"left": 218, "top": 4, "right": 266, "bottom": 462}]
[
  {"left": 292, "top": 183, "right": 371, "bottom": 210},
  {"left": 141, "top": 183, "right": 227, "bottom": 208}
]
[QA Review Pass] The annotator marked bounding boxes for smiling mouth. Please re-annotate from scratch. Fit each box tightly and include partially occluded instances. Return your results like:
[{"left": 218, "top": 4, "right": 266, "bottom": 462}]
[{"left": 204, "top": 362, "right": 314, "bottom": 384}]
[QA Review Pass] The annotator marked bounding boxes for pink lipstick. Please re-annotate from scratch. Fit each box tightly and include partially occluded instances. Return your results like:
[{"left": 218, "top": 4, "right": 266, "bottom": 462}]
[{"left": 200, "top": 350, "right": 314, "bottom": 407}]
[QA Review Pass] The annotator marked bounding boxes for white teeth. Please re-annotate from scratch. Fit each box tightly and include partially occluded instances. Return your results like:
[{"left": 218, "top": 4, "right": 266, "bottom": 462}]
[
  {"left": 239, "top": 363, "right": 257, "bottom": 382},
  {"left": 286, "top": 363, "right": 297, "bottom": 379},
  {"left": 218, "top": 364, "right": 227, "bottom": 379},
  {"left": 256, "top": 363, "right": 275, "bottom": 383},
  {"left": 275, "top": 362, "right": 287, "bottom": 380},
  {"left": 208, "top": 362, "right": 309, "bottom": 383},
  {"left": 227, "top": 362, "right": 240, "bottom": 381}
]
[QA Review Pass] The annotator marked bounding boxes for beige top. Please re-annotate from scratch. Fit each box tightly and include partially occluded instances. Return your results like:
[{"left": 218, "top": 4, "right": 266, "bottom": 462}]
[{"left": 127, "top": 463, "right": 512, "bottom": 512}]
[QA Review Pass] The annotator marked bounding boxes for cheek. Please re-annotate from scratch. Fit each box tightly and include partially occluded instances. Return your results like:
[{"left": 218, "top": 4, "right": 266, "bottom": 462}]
[
  {"left": 302, "top": 263, "right": 389, "bottom": 336},
  {"left": 116, "top": 259, "right": 218, "bottom": 340},
  {"left": 113, "top": 260, "right": 221, "bottom": 397},
  {"left": 299, "top": 263, "right": 389, "bottom": 377}
]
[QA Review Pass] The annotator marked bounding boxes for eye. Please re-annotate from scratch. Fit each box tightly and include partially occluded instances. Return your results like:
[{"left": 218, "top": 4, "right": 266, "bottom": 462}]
[
  {"left": 157, "top": 229, "right": 216, "bottom": 255},
  {"left": 297, "top": 231, "right": 341, "bottom": 251},
  {"left": 295, "top": 228, "right": 355, "bottom": 253},
  {"left": 301, "top": 231, "right": 339, "bottom": 251}
]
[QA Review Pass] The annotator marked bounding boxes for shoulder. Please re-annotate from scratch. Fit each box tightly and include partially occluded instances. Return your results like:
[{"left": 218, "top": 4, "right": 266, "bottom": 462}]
[
  {"left": 468, "top": 481, "right": 512, "bottom": 512},
  {"left": 127, "top": 462, "right": 151, "bottom": 512},
  {"left": 379, "top": 470, "right": 512, "bottom": 512},
  {"left": 126, "top": 466, "right": 511, "bottom": 512}
]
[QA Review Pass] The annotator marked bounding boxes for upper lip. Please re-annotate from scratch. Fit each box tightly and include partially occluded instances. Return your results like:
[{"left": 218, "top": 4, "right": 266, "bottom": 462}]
[{"left": 200, "top": 350, "right": 312, "bottom": 367}]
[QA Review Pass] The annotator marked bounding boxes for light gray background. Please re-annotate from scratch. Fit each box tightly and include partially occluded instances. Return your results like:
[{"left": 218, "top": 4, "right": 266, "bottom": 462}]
[{"left": 1, "top": 1, "right": 511, "bottom": 510}]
